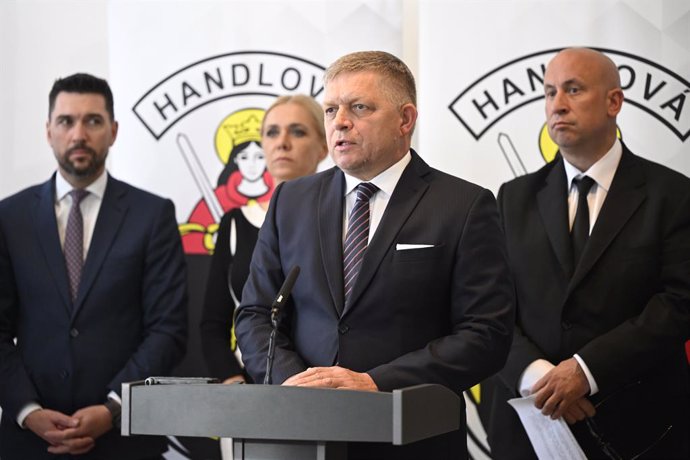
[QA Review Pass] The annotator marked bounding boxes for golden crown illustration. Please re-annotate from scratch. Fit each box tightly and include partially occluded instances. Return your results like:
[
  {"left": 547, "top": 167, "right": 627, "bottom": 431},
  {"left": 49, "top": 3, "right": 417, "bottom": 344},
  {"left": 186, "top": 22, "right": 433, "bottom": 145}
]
[{"left": 222, "top": 114, "right": 262, "bottom": 147}]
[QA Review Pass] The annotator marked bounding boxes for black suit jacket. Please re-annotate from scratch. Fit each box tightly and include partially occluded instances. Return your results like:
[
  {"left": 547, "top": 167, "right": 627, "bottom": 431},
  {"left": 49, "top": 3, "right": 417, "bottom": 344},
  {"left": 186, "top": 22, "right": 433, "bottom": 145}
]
[
  {"left": 235, "top": 150, "right": 515, "bottom": 459},
  {"left": 487, "top": 145, "right": 690, "bottom": 459},
  {"left": 0, "top": 174, "right": 188, "bottom": 460}
]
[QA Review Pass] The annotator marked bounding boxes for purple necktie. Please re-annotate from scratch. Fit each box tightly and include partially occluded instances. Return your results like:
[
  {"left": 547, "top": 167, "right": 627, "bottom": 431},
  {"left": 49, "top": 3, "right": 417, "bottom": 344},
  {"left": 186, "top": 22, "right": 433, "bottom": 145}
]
[
  {"left": 64, "top": 189, "right": 89, "bottom": 304},
  {"left": 343, "top": 182, "right": 378, "bottom": 306}
]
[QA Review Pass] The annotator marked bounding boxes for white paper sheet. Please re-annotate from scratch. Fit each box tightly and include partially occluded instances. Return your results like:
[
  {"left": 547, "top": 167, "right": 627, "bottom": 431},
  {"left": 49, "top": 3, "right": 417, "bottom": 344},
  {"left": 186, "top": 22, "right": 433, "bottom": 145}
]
[{"left": 508, "top": 396, "right": 587, "bottom": 460}]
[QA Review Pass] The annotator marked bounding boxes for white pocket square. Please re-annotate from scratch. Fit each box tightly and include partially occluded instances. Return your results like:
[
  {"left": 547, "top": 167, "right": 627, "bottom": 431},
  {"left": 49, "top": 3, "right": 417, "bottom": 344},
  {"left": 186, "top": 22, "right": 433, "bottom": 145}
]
[{"left": 396, "top": 244, "right": 434, "bottom": 251}]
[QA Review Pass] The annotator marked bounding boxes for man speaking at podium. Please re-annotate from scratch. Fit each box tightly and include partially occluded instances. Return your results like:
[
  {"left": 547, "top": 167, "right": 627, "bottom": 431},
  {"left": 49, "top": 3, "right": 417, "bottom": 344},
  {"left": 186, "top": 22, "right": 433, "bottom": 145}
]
[{"left": 235, "top": 50, "right": 515, "bottom": 459}]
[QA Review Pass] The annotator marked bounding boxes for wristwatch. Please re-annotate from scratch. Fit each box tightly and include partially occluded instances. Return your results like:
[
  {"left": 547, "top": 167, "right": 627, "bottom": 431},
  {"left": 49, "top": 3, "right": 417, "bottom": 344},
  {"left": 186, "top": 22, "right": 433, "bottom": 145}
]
[{"left": 104, "top": 398, "right": 122, "bottom": 430}]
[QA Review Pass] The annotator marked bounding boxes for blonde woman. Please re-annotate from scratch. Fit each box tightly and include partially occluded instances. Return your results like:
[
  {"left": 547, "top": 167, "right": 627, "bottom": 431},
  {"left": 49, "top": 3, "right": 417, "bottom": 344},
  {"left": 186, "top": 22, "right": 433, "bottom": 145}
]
[{"left": 200, "top": 95, "right": 327, "bottom": 383}]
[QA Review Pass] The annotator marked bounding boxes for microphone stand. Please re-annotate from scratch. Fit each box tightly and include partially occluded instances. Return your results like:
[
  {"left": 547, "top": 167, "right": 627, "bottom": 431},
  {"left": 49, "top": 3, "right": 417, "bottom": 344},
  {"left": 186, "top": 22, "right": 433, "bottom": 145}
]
[
  {"left": 263, "top": 266, "right": 300, "bottom": 385},
  {"left": 264, "top": 305, "right": 280, "bottom": 385}
]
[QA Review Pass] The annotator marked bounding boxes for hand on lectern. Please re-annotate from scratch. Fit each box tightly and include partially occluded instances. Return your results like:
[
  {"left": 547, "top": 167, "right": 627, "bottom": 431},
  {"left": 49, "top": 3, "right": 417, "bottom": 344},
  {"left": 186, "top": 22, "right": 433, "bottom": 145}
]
[
  {"left": 282, "top": 365, "right": 378, "bottom": 391},
  {"left": 223, "top": 374, "right": 246, "bottom": 384}
]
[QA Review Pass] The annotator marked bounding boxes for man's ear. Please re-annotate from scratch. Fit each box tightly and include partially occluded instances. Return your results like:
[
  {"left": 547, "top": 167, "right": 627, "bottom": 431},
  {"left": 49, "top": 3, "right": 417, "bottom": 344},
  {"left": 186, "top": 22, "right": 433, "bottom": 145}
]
[
  {"left": 110, "top": 120, "right": 119, "bottom": 146},
  {"left": 400, "top": 103, "right": 417, "bottom": 136},
  {"left": 607, "top": 88, "right": 624, "bottom": 118}
]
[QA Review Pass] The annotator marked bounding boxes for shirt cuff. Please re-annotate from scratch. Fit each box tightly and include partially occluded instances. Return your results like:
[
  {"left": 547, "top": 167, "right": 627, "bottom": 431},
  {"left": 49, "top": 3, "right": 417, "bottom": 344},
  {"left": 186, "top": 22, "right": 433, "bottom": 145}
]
[
  {"left": 573, "top": 353, "right": 599, "bottom": 395},
  {"left": 107, "top": 390, "right": 122, "bottom": 404},
  {"left": 17, "top": 402, "right": 42, "bottom": 428},
  {"left": 517, "top": 359, "right": 555, "bottom": 396}
]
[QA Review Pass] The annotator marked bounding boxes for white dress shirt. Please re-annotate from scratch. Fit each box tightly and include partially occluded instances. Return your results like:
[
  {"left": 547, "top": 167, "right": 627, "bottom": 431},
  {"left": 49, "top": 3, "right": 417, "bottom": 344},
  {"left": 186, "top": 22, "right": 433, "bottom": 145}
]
[
  {"left": 342, "top": 151, "right": 411, "bottom": 242},
  {"left": 518, "top": 139, "right": 623, "bottom": 397},
  {"left": 54, "top": 170, "right": 108, "bottom": 255}
]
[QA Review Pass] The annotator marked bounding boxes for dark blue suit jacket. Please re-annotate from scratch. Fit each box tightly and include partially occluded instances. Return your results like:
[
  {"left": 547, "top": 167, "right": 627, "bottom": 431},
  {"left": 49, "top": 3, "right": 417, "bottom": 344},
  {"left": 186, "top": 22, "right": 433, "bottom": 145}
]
[
  {"left": 235, "top": 151, "right": 515, "bottom": 459},
  {"left": 0, "top": 174, "right": 188, "bottom": 460}
]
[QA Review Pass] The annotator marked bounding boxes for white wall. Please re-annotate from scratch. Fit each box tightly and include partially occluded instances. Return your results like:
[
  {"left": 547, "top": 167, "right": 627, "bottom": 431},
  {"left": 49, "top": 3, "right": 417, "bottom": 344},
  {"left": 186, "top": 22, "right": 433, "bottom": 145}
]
[
  {"left": 0, "top": 0, "right": 111, "bottom": 198},
  {"left": 0, "top": 0, "right": 421, "bottom": 199}
]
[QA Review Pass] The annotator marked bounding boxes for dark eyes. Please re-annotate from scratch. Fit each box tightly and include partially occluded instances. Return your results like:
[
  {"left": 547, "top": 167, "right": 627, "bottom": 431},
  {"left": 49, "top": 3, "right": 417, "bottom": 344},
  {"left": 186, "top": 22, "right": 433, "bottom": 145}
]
[
  {"left": 55, "top": 116, "right": 103, "bottom": 127},
  {"left": 324, "top": 104, "right": 369, "bottom": 118},
  {"left": 289, "top": 127, "right": 307, "bottom": 137},
  {"left": 264, "top": 126, "right": 308, "bottom": 138},
  {"left": 238, "top": 153, "right": 264, "bottom": 160},
  {"left": 544, "top": 87, "right": 581, "bottom": 98}
]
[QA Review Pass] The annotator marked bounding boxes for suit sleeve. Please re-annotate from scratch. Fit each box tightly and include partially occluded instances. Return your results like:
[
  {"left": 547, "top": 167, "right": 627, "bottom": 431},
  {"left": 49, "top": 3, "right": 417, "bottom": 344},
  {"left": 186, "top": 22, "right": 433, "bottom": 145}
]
[
  {"left": 367, "top": 189, "right": 515, "bottom": 392},
  {"left": 495, "top": 183, "right": 551, "bottom": 394},
  {"left": 200, "top": 212, "right": 244, "bottom": 380},
  {"left": 107, "top": 199, "right": 188, "bottom": 394},
  {"left": 578, "top": 185, "right": 690, "bottom": 391},
  {"left": 0, "top": 221, "right": 41, "bottom": 418},
  {"left": 234, "top": 183, "right": 307, "bottom": 384}
]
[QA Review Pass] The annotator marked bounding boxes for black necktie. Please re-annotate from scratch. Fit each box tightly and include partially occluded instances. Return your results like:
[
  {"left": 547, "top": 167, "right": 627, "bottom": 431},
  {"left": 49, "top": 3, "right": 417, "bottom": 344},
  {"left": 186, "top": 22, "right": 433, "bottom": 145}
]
[
  {"left": 571, "top": 176, "right": 595, "bottom": 268},
  {"left": 343, "top": 182, "right": 378, "bottom": 307},
  {"left": 64, "top": 189, "right": 89, "bottom": 304}
]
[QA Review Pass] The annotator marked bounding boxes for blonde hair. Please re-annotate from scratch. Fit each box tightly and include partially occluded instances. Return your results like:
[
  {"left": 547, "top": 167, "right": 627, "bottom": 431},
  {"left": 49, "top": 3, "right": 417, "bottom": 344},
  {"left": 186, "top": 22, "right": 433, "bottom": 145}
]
[
  {"left": 261, "top": 94, "right": 326, "bottom": 146},
  {"left": 324, "top": 50, "right": 416, "bottom": 106}
]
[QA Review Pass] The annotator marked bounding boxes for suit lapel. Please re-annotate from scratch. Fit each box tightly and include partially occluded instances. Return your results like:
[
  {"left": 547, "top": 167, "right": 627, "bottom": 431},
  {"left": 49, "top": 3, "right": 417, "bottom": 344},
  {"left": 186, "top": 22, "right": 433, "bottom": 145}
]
[
  {"left": 343, "top": 151, "right": 430, "bottom": 316},
  {"left": 568, "top": 148, "right": 645, "bottom": 293},
  {"left": 318, "top": 168, "right": 347, "bottom": 315},
  {"left": 73, "top": 176, "right": 128, "bottom": 317},
  {"left": 33, "top": 176, "right": 72, "bottom": 313},
  {"left": 536, "top": 158, "right": 574, "bottom": 279}
]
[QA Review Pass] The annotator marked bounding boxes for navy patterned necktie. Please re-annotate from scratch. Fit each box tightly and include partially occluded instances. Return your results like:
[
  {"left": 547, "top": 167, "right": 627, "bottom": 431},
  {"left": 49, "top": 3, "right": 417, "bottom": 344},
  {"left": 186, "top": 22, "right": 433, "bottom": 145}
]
[
  {"left": 64, "top": 189, "right": 89, "bottom": 304},
  {"left": 343, "top": 182, "right": 379, "bottom": 306},
  {"left": 571, "top": 176, "right": 595, "bottom": 269}
]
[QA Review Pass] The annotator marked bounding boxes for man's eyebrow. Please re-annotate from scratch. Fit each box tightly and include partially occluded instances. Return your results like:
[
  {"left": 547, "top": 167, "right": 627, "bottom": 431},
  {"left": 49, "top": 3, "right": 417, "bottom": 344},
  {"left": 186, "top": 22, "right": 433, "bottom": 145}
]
[{"left": 544, "top": 78, "right": 583, "bottom": 89}]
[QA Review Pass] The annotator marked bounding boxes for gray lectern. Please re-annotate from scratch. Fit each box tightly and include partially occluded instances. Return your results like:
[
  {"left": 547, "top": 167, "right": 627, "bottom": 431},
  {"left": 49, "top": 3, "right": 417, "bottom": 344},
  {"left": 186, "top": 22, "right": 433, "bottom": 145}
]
[{"left": 122, "top": 380, "right": 461, "bottom": 460}]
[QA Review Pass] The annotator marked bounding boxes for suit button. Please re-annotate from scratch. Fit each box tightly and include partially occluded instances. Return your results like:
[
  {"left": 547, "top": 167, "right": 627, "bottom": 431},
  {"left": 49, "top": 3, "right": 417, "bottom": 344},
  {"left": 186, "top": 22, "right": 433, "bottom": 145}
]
[
  {"left": 338, "top": 324, "right": 350, "bottom": 334},
  {"left": 70, "top": 328, "right": 79, "bottom": 338},
  {"left": 60, "top": 370, "right": 69, "bottom": 379},
  {"left": 561, "top": 321, "right": 573, "bottom": 330}
]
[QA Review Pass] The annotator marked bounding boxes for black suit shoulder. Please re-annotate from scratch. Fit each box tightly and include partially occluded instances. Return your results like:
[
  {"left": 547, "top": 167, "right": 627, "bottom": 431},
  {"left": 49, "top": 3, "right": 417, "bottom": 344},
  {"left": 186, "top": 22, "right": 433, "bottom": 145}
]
[
  {"left": 623, "top": 150, "right": 690, "bottom": 190},
  {"left": 500, "top": 157, "right": 560, "bottom": 193},
  {"left": 0, "top": 175, "right": 174, "bottom": 214},
  {"left": 0, "top": 182, "right": 45, "bottom": 211},
  {"left": 106, "top": 176, "right": 175, "bottom": 208},
  {"left": 279, "top": 166, "right": 339, "bottom": 193}
]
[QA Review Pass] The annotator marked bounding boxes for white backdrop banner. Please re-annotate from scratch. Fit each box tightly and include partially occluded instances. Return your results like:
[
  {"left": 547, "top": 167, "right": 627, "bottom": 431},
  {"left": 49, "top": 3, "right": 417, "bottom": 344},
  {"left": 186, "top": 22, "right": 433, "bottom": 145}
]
[
  {"left": 3, "top": 1, "right": 687, "bottom": 459},
  {"left": 107, "top": 1, "right": 401, "bottom": 459},
  {"left": 419, "top": 0, "right": 689, "bottom": 193},
  {"left": 418, "top": 1, "right": 690, "bottom": 458},
  {"left": 108, "top": 0, "right": 402, "bottom": 255}
]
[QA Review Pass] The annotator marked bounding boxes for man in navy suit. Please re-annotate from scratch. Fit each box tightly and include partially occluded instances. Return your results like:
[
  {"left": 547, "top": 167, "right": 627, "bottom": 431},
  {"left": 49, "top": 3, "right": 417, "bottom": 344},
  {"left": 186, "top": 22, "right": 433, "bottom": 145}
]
[
  {"left": 0, "top": 73, "right": 187, "bottom": 459},
  {"left": 235, "top": 51, "right": 515, "bottom": 459},
  {"left": 486, "top": 48, "right": 690, "bottom": 459}
]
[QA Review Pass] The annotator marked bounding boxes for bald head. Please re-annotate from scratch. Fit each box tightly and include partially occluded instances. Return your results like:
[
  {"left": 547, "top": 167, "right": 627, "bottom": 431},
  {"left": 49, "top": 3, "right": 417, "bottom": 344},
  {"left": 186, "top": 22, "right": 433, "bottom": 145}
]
[
  {"left": 543, "top": 47, "right": 625, "bottom": 170},
  {"left": 549, "top": 48, "right": 621, "bottom": 91}
]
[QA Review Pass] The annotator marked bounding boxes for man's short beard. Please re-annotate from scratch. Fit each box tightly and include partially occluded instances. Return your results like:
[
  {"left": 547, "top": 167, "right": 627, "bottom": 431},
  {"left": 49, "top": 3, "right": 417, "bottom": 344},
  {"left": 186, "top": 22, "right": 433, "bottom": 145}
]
[{"left": 59, "top": 149, "right": 106, "bottom": 178}]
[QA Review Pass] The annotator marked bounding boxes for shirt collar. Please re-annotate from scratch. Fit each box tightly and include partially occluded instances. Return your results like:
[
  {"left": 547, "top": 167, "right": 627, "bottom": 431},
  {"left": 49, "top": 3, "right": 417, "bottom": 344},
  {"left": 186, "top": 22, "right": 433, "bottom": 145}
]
[
  {"left": 55, "top": 169, "right": 108, "bottom": 202},
  {"left": 563, "top": 138, "right": 622, "bottom": 193},
  {"left": 343, "top": 151, "right": 412, "bottom": 198}
]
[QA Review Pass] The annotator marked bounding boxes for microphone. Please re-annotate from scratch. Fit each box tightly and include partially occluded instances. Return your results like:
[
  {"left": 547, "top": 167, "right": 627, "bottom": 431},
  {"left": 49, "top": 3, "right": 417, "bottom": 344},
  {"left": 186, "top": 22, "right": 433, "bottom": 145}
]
[{"left": 264, "top": 266, "right": 300, "bottom": 385}]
